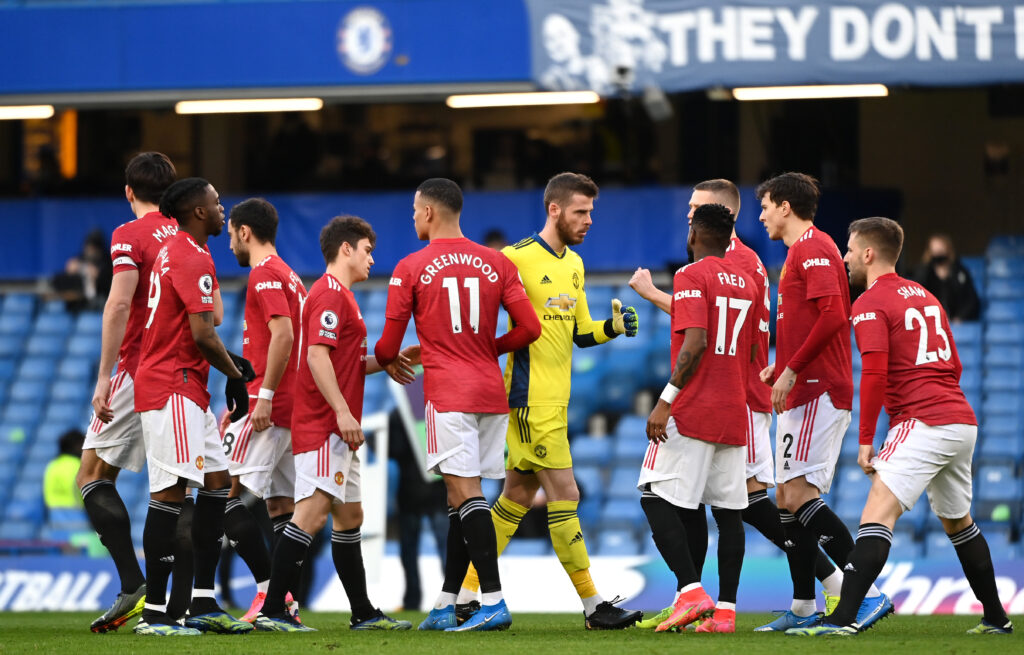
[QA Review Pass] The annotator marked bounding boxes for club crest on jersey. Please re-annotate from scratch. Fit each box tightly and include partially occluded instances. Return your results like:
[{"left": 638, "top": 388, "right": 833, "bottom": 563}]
[
  {"left": 334, "top": 471, "right": 345, "bottom": 485},
  {"left": 321, "top": 310, "right": 339, "bottom": 329},
  {"left": 198, "top": 274, "right": 214, "bottom": 295},
  {"left": 572, "top": 272, "right": 580, "bottom": 289},
  {"left": 534, "top": 445, "right": 547, "bottom": 459},
  {"left": 195, "top": 456, "right": 205, "bottom": 470},
  {"left": 545, "top": 294, "right": 576, "bottom": 312}
]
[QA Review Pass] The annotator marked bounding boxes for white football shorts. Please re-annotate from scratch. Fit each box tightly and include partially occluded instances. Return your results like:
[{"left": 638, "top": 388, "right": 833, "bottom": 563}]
[
  {"left": 637, "top": 417, "right": 748, "bottom": 510},
  {"left": 223, "top": 414, "right": 295, "bottom": 499},
  {"left": 425, "top": 401, "right": 507, "bottom": 480},
  {"left": 775, "top": 392, "right": 850, "bottom": 493},
  {"left": 872, "top": 420, "right": 976, "bottom": 519},
  {"left": 294, "top": 434, "right": 362, "bottom": 504},
  {"left": 139, "top": 394, "right": 228, "bottom": 493},
  {"left": 83, "top": 370, "right": 146, "bottom": 472},
  {"left": 745, "top": 408, "right": 774, "bottom": 487}
]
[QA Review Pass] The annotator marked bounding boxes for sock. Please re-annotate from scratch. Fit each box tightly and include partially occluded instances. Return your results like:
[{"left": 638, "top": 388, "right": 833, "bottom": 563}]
[
  {"left": 717, "top": 601, "right": 736, "bottom": 612},
  {"left": 167, "top": 497, "right": 194, "bottom": 621},
  {"left": 271, "top": 512, "right": 293, "bottom": 550},
  {"left": 441, "top": 507, "right": 471, "bottom": 596},
  {"left": 459, "top": 497, "right": 502, "bottom": 595},
  {"left": 224, "top": 497, "right": 272, "bottom": 587},
  {"left": 332, "top": 528, "right": 375, "bottom": 621},
  {"left": 679, "top": 504, "right": 708, "bottom": 577},
  {"left": 821, "top": 569, "right": 844, "bottom": 597},
  {"left": 462, "top": 495, "right": 528, "bottom": 594},
  {"left": 641, "top": 491, "right": 699, "bottom": 590},
  {"left": 742, "top": 489, "right": 785, "bottom": 547},
  {"left": 829, "top": 523, "right": 892, "bottom": 626},
  {"left": 141, "top": 499, "right": 181, "bottom": 621},
  {"left": 711, "top": 507, "right": 744, "bottom": 605},
  {"left": 781, "top": 510, "right": 816, "bottom": 604},
  {"left": 191, "top": 487, "right": 229, "bottom": 610},
  {"left": 950, "top": 523, "right": 1010, "bottom": 627},
  {"left": 81, "top": 479, "right": 145, "bottom": 592},
  {"left": 434, "top": 591, "right": 457, "bottom": 610},
  {"left": 547, "top": 500, "right": 594, "bottom": 597},
  {"left": 264, "top": 523, "right": 312, "bottom": 616},
  {"left": 795, "top": 498, "right": 856, "bottom": 569}
]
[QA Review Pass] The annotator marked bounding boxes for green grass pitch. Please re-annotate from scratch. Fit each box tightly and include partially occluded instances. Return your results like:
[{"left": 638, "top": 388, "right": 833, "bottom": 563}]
[{"left": 0, "top": 612, "right": 1015, "bottom": 655}]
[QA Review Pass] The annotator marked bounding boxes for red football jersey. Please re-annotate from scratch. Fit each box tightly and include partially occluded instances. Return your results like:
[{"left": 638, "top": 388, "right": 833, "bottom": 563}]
[
  {"left": 852, "top": 273, "right": 976, "bottom": 428},
  {"left": 109, "top": 211, "right": 179, "bottom": 377},
  {"left": 385, "top": 237, "right": 528, "bottom": 413},
  {"left": 669, "top": 256, "right": 759, "bottom": 446},
  {"left": 134, "top": 231, "right": 220, "bottom": 412},
  {"left": 291, "top": 273, "right": 366, "bottom": 455},
  {"left": 776, "top": 227, "right": 853, "bottom": 410},
  {"left": 725, "top": 237, "right": 771, "bottom": 414},
  {"left": 242, "top": 254, "right": 307, "bottom": 429}
]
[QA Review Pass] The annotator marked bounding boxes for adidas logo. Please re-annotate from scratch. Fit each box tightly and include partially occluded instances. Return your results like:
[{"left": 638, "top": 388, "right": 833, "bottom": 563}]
[
  {"left": 160, "top": 555, "right": 175, "bottom": 563},
  {"left": 783, "top": 540, "right": 795, "bottom": 549},
  {"left": 540, "top": 275, "right": 552, "bottom": 284},
  {"left": 569, "top": 531, "right": 584, "bottom": 545},
  {"left": 296, "top": 560, "right": 304, "bottom": 566},
  {"left": 228, "top": 539, "right": 239, "bottom": 548},
  {"left": 844, "top": 562, "right": 856, "bottom": 572},
  {"left": 783, "top": 461, "right": 791, "bottom": 470},
  {"left": 819, "top": 535, "right": 834, "bottom": 545}
]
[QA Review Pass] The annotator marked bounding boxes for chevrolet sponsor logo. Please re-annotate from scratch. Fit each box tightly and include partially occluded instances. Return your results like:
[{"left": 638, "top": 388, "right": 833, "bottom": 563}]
[{"left": 545, "top": 294, "right": 576, "bottom": 311}]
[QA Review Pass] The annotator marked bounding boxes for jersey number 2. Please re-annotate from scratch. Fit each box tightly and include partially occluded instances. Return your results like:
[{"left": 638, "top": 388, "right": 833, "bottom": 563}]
[
  {"left": 442, "top": 277, "right": 479, "bottom": 334},
  {"left": 904, "top": 305, "right": 951, "bottom": 365}
]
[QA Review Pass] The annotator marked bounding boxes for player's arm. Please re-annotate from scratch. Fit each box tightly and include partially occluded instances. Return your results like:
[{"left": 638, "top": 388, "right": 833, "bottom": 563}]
[
  {"left": 572, "top": 285, "right": 637, "bottom": 347},
  {"left": 771, "top": 293, "right": 847, "bottom": 413},
  {"left": 857, "top": 351, "right": 888, "bottom": 475},
  {"left": 249, "top": 315, "right": 293, "bottom": 432},
  {"left": 189, "top": 311, "right": 251, "bottom": 422},
  {"left": 646, "top": 327, "right": 707, "bottom": 441},
  {"left": 374, "top": 263, "right": 414, "bottom": 365},
  {"left": 629, "top": 267, "right": 671, "bottom": 315},
  {"left": 366, "top": 345, "right": 419, "bottom": 384},
  {"left": 307, "top": 343, "right": 364, "bottom": 447},
  {"left": 212, "top": 287, "right": 224, "bottom": 326},
  {"left": 495, "top": 297, "right": 541, "bottom": 354},
  {"left": 91, "top": 269, "right": 138, "bottom": 423}
]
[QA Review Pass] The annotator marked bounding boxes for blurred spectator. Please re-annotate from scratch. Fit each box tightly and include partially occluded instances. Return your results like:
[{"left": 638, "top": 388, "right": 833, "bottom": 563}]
[
  {"left": 50, "top": 228, "right": 113, "bottom": 312},
  {"left": 913, "top": 234, "right": 980, "bottom": 322},
  {"left": 484, "top": 229, "right": 509, "bottom": 251},
  {"left": 43, "top": 429, "right": 85, "bottom": 513}
]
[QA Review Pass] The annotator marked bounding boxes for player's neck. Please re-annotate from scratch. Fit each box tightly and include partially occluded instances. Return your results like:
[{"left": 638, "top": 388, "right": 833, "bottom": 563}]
[
  {"left": 246, "top": 242, "right": 277, "bottom": 267},
  {"left": 326, "top": 262, "right": 353, "bottom": 289},
  {"left": 181, "top": 223, "right": 208, "bottom": 246},
  {"left": 133, "top": 201, "right": 160, "bottom": 219},
  {"left": 782, "top": 218, "right": 813, "bottom": 247},
  {"left": 866, "top": 265, "right": 897, "bottom": 288},
  {"left": 428, "top": 216, "right": 464, "bottom": 241},
  {"left": 537, "top": 224, "right": 566, "bottom": 255}
]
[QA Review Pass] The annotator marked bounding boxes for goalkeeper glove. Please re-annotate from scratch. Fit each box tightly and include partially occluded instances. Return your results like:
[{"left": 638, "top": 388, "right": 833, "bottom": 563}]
[
  {"left": 228, "top": 350, "right": 256, "bottom": 382},
  {"left": 611, "top": 298, "right": 639, "bottom": 337},
  {"left": 225, "top": 351, "right": 255, "bottom": 422}
]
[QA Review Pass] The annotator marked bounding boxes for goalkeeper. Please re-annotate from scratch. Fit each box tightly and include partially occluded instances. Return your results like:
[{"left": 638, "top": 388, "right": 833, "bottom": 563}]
[{"left": 458, "top": 172, "right": 642, "bottom": 630}]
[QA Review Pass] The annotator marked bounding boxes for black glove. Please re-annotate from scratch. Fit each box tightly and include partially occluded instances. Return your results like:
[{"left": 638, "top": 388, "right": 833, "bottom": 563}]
[
  {"left": 228, "top": 350, "right": 256, "bottom": 382},
  {"left": 225, "top": 376, "right": 249, "bottom": 422}
]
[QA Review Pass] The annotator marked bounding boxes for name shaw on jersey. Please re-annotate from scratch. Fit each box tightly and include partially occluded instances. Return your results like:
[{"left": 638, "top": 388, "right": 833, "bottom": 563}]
[
  {"left": 898, "top": 285, "right": 927, "bottom": 299},
  {"left": 418, "top": 252, "right": 500, "bottom": 285}
]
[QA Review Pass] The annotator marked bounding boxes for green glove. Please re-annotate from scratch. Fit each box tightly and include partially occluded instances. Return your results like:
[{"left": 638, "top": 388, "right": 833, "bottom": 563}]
[{"left": 611, "top": 298, "right": 639, "bottom": 337}]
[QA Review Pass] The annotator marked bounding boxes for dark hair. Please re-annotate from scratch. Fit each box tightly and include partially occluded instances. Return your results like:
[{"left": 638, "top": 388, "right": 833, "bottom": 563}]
[
  {"left": 159, "top": 177, "right": 211, "bottom": 223},
  {"left": 690, "top": 203, "right": 734, "bottom": 251},
  {"left": 543, "top": 172, "right": 599, "bottom": 212},
  {"left": 58, "top": 429, "right": 85, "bottom": 457},
  {"left": 693, "top": 178, "right": 740, "bottom": 215},
  {"left": 229, "top": 198, "right": 278, "bottom": 245},
  {"left": 755, "top": 172, "right": 820, "bottom": 219},
  {"left": 849, "top": 217, "right": 904, "bottom": 264},
  {"left": 320, "top": 215, "right": 376, "bottom": 265},
  {"left": 417, "top": 178, "right": 463, "bottom": 215},
  {"left": 125, "top": 152, "right": 176, "bottom": 204}
]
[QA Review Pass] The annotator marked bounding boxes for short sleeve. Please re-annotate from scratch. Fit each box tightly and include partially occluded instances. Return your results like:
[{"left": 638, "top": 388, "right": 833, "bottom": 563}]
[
  {"left": 852, "top": 298, "right": 889, "bottom": 355},
  {"left": 672, "top": 267, "right": 708, "bottom": 333},
  {"left": 801, "top": 239, "right": 846, "bottom": 300},
  {"left": 499, "top": 254, "right": 529, "bottom": 308},
  {"left": 384, "top": 258, "right": 414, "bottom": 321},
  {"left": 307, "top": 289, "right": 342, "bottom": 349},
  {"left": 110, "top": 225, "right": 142, "bottom": 274},
  {"left": 175, "top": 249, "right": 216, "bottom": 314},
  {"left": 251, "top": 267, "right": 291, "bottom": 324}
]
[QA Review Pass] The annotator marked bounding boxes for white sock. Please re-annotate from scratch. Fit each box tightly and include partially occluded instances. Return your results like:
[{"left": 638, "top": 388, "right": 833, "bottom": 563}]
[
  {"left": 581, "top": 594, "right": 603, "bottom": 616},
  {"left": 822, "top": 570, "right": 843, "bottom": 596},
  {"left": 716, "top": 601, "right": 736, "bottom": 612},
  {"left": 193, "top": 588, "right": 215, "bottom": 599},
  {"left": 791, "top": 599, "right": 817, "bottom": 617},
  {"left": 673, "top": 589, "right": 682, "bottom": 603},
  {"left": 144, "top": 602, "right": 168, "bottom": 613},
  {"left": 680, "top": 582, "right": 702, "bottom": 595},
  {"left": 256, "top": 580, "right": 270, "bottom": 594},
  {"left": 481, "top": 591, "right": 504, "bottom": 606},
  {"left": 456, "top": 587, "right": 477, "bottom": 605},
  {"left": 867, "top": 583, "right": 881, "bottom": 597},
  {"left": 434, "top": 592, "right": 457, "bottom": 610}
]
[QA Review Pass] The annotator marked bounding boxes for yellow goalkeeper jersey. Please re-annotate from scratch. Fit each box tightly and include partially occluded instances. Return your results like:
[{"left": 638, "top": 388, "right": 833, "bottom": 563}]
[{"left": 502, "top": 233, "right": 615, "bottom": 408}]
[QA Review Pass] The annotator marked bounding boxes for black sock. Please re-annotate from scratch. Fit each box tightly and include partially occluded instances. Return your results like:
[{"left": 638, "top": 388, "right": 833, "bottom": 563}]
[
  {"left": 271, "top": 512, "right": 293, "bottom": 551},
  {"left": 641, "top": 491, "right": 699, "bottom": 590},
  {"left": 224, "top": 497, "right": 272, "bottom": 584},
  {"left": 679, "top": 503, "right": 708, "bottom": 578},
  {"left": 81, "top": 480, "right": 145, "bottom": 592},
  {"left": 458, "top": 497, "right": 501, "bottom": 594},
  {"left": 781, "top": 510, "right": 816, "bottom": 602},
  {"left": 711, "top": 507, "right": 744, "bottom": 604},
  {"left": 441, "top": 507, "right": 470, "bottom": 595},
  {"left": 265, "top": 522, "right": 313, "bottom": 616},
  {"left": 190, "top": 488, "right": 228, "bottom": 611},
  {"left": 950, "top": 523, "right": 1009, "bottom": 627},
  {"left": 744, "top": 491, "right": 840, "bottom": 583},
  {"left": 795, "top": 498, "right": 855, "bottom": 569},
  {"left": 829, "top": 523, "right": 892, "bottom": 626},
  {"left": 141, "top": 499, "right": 181, "bottom": 622},
  {"left": 332, "top": 528, "right": 375, "bottom": 621},
  {"left": 814, "top": 549, "right": 841, "bottom": 583},
  {"left": 167, "top": 497, "right": 194, "bottom": 621}
]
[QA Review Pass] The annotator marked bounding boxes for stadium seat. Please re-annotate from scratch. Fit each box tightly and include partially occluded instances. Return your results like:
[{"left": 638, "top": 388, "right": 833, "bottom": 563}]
[
  {"left": 0, "top": 313, "right": 32, "bottom": 336},
  {"left": 984, "top": 300, "right": 1024, "bottom": 322},
  {"left": 985, "top": 323, "right": 1024, "bottom": 346},
  {"left": 25, "top": 335, "right": 65, "bottom": 358},
  {"left": 574, "top": 466, "right": 605, "bottom": 504},
  {"left": 2, "top": 403, "right": 42, "bottom": 428},
  {"left": 980, "top": 415, "right": 1022, "bottom": 436},
  {"left": 958, "top": 368, "right": 982, "bottom": 394},
  {"left": 504, "top": 538, "right": 551, "bottom": 556},
  {"left": 835, "top": 495, "right": 864, "bottom": 527},
  {"left": 598, "top": 371, "right": 636, "bottom": 413},
  {"left": 957, "top": 345, "right": 982, "bottom": 369},
  {"left": 975, "top": 466, "right": 1021, "bottom": 502},
  {"left": 32, "top": 312, "right": 73, "bottom": 337},
  {"left": 1, "top": 293, "right": 36, "bottom": 315},
  {"left": 987, "top": 235, "right": 1024, "bottom": 258},
  {"left": 57, "top": 357, "right": 94, "bottom": 382},
  {"left": 950, "top": 321, "right": 982, "bottom": 346},
  {"left": 611, "top": 433, "right": 650, "bottom": 467},
  {"left": 570, "top": 434, "right": 611, "bottom": 467},
  {"left": 0, "top": 520, "right": 39, "bottom": 540},
  {"left": 745, "top": 528, "right": 784, "bottom": 558},
  {"left": 987, "top": 255, "right": 1024, "bottom": 279},
  {"left": 50, "top": 382, "right": 90, "bottom": 404},
  {"left": 614, "top": 414, "right": 647, "bottom": 441},
  {"left": 9, "top": 380, "right": 49, "bottom": 405},
  {"left": 65, "top": 335, "right": 99, "bottom": 357},
  {"left": 978, "top": 435, "right": 1024, "bottom": 463},
  {"left": 596, "top": 530, "right": 639, "bottom": 555},
  {"left": 836, "top": 465, "right": 873, "bottom": 501},
  {"left": 888, "top": 526, "right": 923, "bottom": 561},
  {"left": 72, "top": 312, "right": 103, "bottom": 336},
  {"left": 982, "top": 392, "right": 1024, "bottom": 419},
  {"left": 924, "top": 529, "right": 957, "bottom": 559},
  {"left": 986, "top": 279, "right": 1024, "bottom": 300},
  {"left": 981, "top": 368, "right": 1023, "bottom": 393},
  {"left": 8, "top": 481, "right": 44, "bottom": 522},
  {"left": 16, "top": 355, "right": 60, "bottom": 383},
  {"left": 606, "top": 467, "right": 640, "bottom": 500},
  {"left": 599, "top": 498, "right": 644, "bottom": 531},
  {"left": 43, "top": 402, "right": 86, "bottom": 427}
]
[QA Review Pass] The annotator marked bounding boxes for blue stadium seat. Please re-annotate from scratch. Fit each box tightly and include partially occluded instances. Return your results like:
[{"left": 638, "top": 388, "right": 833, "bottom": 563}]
[
  {"left": 835, "top": 495, "right": 864, "bottom": 526},
  {"left": 599, "top": 498, "right": 643, "bottom": 530},
  {"left": 66, "top": 335, "right": 100, "bottom": 357},
  {"left": 745, "top": 528, "right": 784, "bottom": 558},
  {"left": 365, "top": 289, "right": 388, "bottom": 313},
  {"left": 612, "top": 433, "right": 651, "bottom": 467},
  {"left": 57, "top": 357, "right": 94, "bottom": 382},
  {"left": 986, "top": 279, "right": 1024, "bottom": 300},
  {"left": 0, "top": 520, "right": 39, "bottom": 540},
  {"left": 987, "top": 255, "right": 1024, "bottom": 279},
  {"left": 0, "top": 313, "right": 32, "bottom": 335},
  {"left": 8, "top": 481, "right": 44, "bottom": 522},
  {"left": 645, "top": 348, "right": 672, "bottom": 388},
  {"left": 980, "top": 415, "right": 1022, "bottom": 436},
  {"left": 10, "top": 379, "right": 49, "bottom": 405},
  {"left": 73, "top": 312, "right": 103, "bottom": 336},
  {"left": 975, "top": 466, "right": 1021, "bottom": 502},
  {"left": 614, "top": 414, "right": 647, "bottom": 441},
  {"left": 961, "top": 256, "right": 986, "bottom": 288},
  {"left": 574, "top": 465, "right": 605, "bottom": 504},
  {"left": 978, "top": 435, "right": 1024, "bottom": 462},
  {"left": 924, "top": 529, "right": 957, "bottom": 559},
  {"left": 981, "top": 368, "right": 1023, "bottom": 393},
  {"left": 958, "top": 368, "right": 982, "bottom": 394},
  {"left": 598, "top": 371, "right": 636, "bottom": 414},
  {"left": 985, "top": 323, "right": 1024, "bottom": 346},
  {"left": 43, "top": 402, "right": 86, "bottom": 427},
  {"left": 50, "top": 383, "right": 90, "bottom": 404},
  {"left": 983, "top": 392, "right": 1024, "bottom": 419},
  {"left": 16, "top": 355, "right": 59, "bottom": 382},
  {"left": 836, "top": 465, "right": 873, "bottom": 501},
  {"left": 39, "top": 299, "right": 67, "bottom": 315},
  {"left": 888, "top": 526, "right": 923, "bottom": 560},
  {"left": 1, "top": 293, "right": 36, "bottom": 315},
  {"left": 504, "top": 538, "right": 551, "bottom": 556},
  {"left": 950, "top": 321, "right": 982, "bottom": 346},
  {"left": 958, "top": 345, "right": 982, "bottom": 369},
  {"left": 2, "top": 403, "right": 42, "bottom": 428},
  {"left": 571, "top": 435, "right": 611, "bottom": 467},
  {"left": 607, "top": 467, "right": 640, "bottom": 500},
  {"left": 32, "top": 312, "right": 73, "bottom": 337},
  {"left": 984, "top": 300, "right": 1024, "bottom": 322},
  {"left": 25, "top": 335, "right": 65, "bottom": 358},
  {"left": 0, "top": 357, "right": 15, "bottom": 382},
  {"left": 596, "top": 530, "right": 639, "bottom": 555},
  {"left": 987, "top": 235, "right": 1024, "bottom": 257}
]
